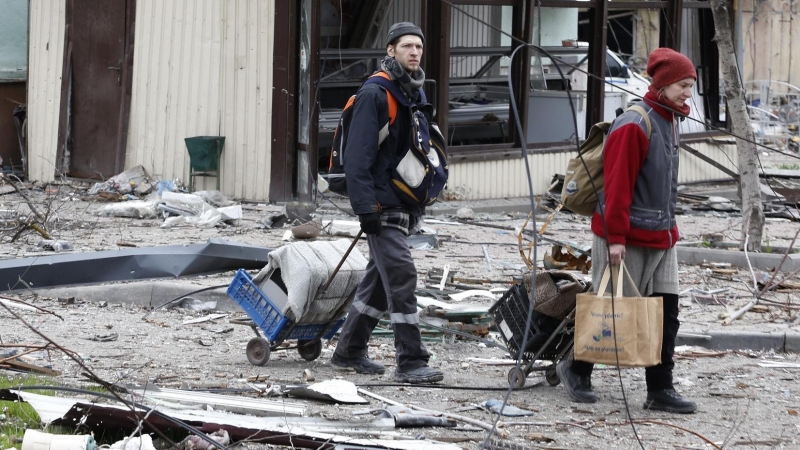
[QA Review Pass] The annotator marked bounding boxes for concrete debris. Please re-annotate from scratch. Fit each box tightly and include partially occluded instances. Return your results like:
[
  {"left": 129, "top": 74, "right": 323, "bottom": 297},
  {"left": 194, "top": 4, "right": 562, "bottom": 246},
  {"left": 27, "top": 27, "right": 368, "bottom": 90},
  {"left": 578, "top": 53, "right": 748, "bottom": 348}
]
[
  {"left": 35, "top": 240, "right": 73, "bottom": 252},
  {"left": 456, "top": 207, "right": 475, "bottom": 220},
  {"left": 292, "top": 220, "right": 323, "bottom": 239},
  {"left": 88, "top": 165, "right": 151, "bottom": 196}
]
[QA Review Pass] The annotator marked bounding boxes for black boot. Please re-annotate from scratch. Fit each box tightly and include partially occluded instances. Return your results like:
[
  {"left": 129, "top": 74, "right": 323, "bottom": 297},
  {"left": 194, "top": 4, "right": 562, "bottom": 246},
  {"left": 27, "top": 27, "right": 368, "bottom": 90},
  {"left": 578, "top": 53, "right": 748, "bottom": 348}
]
[
  {"left": 556, "top": 359, "right": 597, "bottom": 403},
  {"left": 643, "top": 388, "right": 697, "bottom": 414}
]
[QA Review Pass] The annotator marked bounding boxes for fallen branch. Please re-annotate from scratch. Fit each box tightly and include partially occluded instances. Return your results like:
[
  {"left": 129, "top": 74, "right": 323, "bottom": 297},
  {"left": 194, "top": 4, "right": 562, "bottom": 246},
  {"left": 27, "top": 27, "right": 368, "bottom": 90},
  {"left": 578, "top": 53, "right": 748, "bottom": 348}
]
[
  {"left": 2, "top": 174, "right": 46, "bottom": 222},
  {"left": 0, "top": 344, "right": 56, "bottom": 365},
  {"left": 724, "top": 229, "right": 799, "bottom": 325},
  {"left": 611, "top": 419, "right": 722, "bottom": 450},
  {"left": 0, "top": 294, "right": 63, "bottom": 320}
]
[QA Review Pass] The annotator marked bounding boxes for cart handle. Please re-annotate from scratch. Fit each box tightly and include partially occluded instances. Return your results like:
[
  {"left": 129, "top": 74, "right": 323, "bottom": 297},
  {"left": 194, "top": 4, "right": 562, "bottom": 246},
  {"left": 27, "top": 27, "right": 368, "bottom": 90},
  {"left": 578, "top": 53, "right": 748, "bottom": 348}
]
[{"left": 321, "top": 230, "right": 364, "bottom": 293}]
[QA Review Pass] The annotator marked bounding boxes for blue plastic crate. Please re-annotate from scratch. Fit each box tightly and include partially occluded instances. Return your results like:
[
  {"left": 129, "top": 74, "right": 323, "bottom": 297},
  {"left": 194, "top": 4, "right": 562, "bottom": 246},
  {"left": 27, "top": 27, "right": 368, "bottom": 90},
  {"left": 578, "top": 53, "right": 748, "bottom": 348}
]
[{"left": 227, "top": 269, "right": 346, "bottom": 343}]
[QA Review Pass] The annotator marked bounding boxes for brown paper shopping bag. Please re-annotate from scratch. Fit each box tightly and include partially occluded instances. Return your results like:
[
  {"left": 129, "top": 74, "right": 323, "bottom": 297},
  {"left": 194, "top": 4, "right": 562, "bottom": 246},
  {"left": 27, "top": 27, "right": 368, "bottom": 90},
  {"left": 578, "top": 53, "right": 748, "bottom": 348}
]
[{"left": 574, "top": 262, "right": 663, "bottom": 367}]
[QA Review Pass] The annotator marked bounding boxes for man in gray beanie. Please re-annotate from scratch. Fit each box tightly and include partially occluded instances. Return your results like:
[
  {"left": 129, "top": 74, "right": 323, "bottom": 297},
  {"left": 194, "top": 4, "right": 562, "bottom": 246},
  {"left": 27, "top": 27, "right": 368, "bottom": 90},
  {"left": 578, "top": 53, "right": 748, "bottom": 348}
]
[
  {"left": 386, "top": 21, "right": 424, "bottom": 47},
  {"left": 331, "top": 23, "right": 444, "bottom": 384}
]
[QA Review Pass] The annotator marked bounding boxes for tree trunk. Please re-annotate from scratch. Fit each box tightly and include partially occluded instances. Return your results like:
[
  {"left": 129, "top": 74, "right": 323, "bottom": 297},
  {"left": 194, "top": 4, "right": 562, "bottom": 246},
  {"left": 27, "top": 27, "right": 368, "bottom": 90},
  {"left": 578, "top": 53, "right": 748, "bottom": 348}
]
[{"left": 709, "top": 0, "right": 764, "bottom": 251}]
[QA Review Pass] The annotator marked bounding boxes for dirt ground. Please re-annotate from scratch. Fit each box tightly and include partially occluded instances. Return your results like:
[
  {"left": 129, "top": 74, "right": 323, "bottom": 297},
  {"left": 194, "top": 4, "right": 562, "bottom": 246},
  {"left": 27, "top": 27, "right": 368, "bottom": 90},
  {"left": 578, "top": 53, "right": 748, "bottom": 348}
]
[{"left": 1, "top": 180, "right": 800, "bottom": 449}]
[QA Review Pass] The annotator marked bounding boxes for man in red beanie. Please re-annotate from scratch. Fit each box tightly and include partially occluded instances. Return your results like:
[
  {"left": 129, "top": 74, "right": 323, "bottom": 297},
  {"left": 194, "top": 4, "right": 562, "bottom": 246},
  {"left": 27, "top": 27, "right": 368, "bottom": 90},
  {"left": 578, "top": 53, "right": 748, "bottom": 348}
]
[{"left": 557, "top": 48, "right": 698, "bottom": 414}]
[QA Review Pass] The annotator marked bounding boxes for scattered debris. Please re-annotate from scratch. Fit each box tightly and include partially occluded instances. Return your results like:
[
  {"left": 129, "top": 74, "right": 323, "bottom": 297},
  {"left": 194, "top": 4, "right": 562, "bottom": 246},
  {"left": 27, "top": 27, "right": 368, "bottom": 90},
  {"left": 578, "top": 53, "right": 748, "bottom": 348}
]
[
  {"left": 88, "top": 165, "right": 152, "bottom": 196},
  {"left": 173, "top": 297, "right": 218, "bottom": 311},
  {"left": 544, "top": 244, "right": 591, "bottom": 273},
  {"left": 287, "top": 380, "right": 368, "bottom": 404},
  {"left": 126, "top": 385, "right": 306, "bottom": 417},
  {"left": 36, "top": 240, "right": 73, "bottom": 252},
  {"left": 480, "top": 399, "right": 534, "bottom": 417},
  {"left": 176, "top": 429, "right": 230, "bottom": 450},
  {"left": 110, "top": 435, "right": 155, "bottom": 450},
  {"left": 182, "top": 314, "right": 228, "bottom": 325},
  {"left": 85, "top": 333, "right": 119, "bottom": 342},
  {"left": 292, "top": 220, "right": 323, "bottom": 239}
]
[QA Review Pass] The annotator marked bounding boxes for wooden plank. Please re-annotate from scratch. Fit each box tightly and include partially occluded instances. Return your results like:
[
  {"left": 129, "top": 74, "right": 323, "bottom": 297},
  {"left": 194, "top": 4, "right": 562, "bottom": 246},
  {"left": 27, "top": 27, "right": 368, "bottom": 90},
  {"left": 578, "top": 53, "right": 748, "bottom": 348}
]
[{"left": 0, "top": 359, "right": 61, "bottom": 376}]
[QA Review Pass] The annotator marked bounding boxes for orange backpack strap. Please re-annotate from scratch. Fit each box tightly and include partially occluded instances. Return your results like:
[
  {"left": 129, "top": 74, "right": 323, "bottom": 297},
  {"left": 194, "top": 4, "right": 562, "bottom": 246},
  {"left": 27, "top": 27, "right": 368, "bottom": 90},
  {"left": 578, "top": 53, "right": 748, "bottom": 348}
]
[{"left": 370, "top": 72, "right": 398, "bottom": 125}]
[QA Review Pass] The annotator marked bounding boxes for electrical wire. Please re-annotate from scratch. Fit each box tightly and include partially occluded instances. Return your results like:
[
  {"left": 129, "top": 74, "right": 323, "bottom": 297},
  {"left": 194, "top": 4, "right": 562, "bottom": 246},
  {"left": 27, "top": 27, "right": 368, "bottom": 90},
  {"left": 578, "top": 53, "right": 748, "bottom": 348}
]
[{"left": 141, "top": 284, "right": 229, "bottom": 319}]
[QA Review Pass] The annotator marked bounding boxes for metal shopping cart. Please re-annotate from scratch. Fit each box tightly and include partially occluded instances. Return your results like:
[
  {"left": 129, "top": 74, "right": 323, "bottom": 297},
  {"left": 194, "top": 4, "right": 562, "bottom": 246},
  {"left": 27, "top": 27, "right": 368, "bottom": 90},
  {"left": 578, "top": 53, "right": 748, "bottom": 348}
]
[{"left": 489, "top": 270, "right": 588, "bottom": 388}]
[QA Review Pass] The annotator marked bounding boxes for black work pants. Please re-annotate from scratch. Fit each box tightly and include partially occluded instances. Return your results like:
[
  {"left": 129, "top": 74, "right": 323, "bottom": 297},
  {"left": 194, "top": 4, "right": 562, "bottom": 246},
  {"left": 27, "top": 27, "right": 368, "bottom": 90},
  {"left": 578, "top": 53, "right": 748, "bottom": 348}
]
[
  {"left": 335, "top": 227, "right": 430, "bottom": 371},
  {"left": 571, "top": 293, "right": 680, "bottom": 391}
]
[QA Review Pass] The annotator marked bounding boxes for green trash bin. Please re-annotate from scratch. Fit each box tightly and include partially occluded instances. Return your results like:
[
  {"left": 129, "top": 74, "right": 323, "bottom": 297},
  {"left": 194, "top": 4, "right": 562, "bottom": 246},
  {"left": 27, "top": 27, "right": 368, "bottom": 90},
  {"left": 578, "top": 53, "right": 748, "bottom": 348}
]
[{"left": 185, "top": 136, "right": 225, "bottom": 190}]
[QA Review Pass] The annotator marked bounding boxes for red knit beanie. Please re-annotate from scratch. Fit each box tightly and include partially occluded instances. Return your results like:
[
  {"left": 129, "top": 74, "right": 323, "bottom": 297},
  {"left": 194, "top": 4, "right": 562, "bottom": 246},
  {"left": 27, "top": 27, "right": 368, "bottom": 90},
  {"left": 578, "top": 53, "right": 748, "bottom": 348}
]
[{"left": 646, "top": 48, "right": 697, "bottom": 90}]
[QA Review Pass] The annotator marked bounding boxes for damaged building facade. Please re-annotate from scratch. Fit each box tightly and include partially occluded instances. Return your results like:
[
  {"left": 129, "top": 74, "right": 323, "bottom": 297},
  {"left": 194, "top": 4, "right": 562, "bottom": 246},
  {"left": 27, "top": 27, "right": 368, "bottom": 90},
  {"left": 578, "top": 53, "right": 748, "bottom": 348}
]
[{"left": 21, "top": 0, "right": 798, "bottom": 203}]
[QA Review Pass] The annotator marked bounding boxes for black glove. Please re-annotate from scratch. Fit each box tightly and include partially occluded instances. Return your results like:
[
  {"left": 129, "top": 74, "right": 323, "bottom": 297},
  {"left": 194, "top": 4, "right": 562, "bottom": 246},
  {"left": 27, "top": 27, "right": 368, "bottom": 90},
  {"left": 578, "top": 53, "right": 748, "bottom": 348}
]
[{"left": 359, "top": 212, "right": 382, "bottom": 236}]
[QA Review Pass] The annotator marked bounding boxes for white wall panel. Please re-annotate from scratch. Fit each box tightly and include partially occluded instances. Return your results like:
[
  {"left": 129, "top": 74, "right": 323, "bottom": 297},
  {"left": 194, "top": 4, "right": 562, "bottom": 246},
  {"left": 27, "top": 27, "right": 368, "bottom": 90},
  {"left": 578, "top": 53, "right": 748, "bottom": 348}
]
[
  {"left": 126, "top": 0, "right": 273, "bottom": 201},
  {"left": 445, "top": 142, "right": 739, "bottom": 201},
  {"left": 678, "top": 141, "right": 740, "bottom": 184},
  {"left": 27, "top": 0, "right": 66, "bottom": 182}
]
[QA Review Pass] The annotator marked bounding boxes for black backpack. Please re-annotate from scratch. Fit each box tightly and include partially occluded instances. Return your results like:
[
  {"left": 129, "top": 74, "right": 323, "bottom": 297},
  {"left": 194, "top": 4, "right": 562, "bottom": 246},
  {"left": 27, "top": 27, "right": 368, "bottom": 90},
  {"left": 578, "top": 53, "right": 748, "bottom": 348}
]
[{"left": 327, "top": 71, "right": 448, "bottom": 207}]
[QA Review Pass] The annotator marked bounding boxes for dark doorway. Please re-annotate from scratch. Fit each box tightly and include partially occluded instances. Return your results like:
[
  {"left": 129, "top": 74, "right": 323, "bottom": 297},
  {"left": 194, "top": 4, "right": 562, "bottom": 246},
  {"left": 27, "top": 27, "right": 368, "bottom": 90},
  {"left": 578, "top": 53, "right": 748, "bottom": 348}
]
[{"left": 63, "top": 0, "right": 134, "bottom": 180}]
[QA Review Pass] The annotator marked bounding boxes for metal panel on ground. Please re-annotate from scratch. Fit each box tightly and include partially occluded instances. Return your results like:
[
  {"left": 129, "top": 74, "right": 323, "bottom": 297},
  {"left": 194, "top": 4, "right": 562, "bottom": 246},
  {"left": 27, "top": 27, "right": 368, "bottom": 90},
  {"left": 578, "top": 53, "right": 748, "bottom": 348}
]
[{"left": 27, "top": 0, "right": 66, "bottom": 183}]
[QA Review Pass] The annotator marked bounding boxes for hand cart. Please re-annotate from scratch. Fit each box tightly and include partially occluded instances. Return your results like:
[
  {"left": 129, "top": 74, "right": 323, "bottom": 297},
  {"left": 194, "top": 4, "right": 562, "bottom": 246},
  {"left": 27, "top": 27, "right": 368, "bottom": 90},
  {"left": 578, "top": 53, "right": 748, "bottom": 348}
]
[
  {"left": 227, "top": 269, "right": 348, "bottom": 366},
  {"left": 226, "top": 231, "right": 364, "bottom": 366}
]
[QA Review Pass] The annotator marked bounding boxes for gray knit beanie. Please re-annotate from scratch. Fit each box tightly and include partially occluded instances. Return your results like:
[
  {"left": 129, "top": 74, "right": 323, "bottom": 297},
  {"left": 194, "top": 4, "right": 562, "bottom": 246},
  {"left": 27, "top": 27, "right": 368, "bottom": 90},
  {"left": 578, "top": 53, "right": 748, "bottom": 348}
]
[{"left": 386, "top": 22, "right": 424, "bottom": 47}]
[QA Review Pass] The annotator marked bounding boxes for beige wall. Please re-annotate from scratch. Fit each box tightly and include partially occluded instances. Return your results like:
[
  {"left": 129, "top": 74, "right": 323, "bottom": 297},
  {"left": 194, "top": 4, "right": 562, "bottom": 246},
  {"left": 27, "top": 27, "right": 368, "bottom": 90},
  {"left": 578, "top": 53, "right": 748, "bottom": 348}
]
[
  {"left": 740, "top": 0, "right": 800, "bottom": 91},
  {"left": 445, "top": 142, "right": 739, "bottom": 201},
  {"left": 126, "top": 0, "right": 274, "bottom": 201},
  {"left": 27, "top": 0, "right": 65, "bottom": 182}
]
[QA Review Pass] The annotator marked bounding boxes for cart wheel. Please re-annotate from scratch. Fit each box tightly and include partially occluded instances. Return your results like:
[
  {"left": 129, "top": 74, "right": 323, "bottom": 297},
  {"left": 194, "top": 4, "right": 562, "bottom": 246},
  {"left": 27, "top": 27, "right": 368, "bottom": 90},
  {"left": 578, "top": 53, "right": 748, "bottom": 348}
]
[
  {"left": 545, "top": 366, "right": 561, "bottom": 386},
  {"left": 507, "top": 367, "right": 527, "bottom": 389},
  {"left": 297, "top": 339, "right": 323, "bottom": 361},
  {"left": 246, "top": 337, "right": 271, "bottom": 366}
]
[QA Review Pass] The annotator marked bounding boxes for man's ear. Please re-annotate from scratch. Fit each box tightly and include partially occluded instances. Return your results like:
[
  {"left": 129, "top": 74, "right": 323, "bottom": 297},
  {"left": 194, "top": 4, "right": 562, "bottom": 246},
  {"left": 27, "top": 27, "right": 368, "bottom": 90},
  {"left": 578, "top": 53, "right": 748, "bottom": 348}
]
[{"left": 387, "top": 45, "right": 395, "bottom": 57}]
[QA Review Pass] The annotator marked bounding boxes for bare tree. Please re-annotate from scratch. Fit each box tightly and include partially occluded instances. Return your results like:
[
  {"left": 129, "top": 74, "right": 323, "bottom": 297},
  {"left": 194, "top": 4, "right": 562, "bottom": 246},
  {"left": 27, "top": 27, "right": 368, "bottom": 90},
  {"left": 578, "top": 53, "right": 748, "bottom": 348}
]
[{"left": 709, "top": 0, "right": 764, "bottom": 252}]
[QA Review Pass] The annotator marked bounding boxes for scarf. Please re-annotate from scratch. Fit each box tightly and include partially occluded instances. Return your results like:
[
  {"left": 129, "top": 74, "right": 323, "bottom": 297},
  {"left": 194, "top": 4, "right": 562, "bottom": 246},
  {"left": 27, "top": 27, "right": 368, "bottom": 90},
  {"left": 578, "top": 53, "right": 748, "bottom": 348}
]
[
  {"left": 647, "top": 85, "right": 691, "bottom": 117},
  {"left": 380, "top": 56, "right": 425, "bottom": 102}
]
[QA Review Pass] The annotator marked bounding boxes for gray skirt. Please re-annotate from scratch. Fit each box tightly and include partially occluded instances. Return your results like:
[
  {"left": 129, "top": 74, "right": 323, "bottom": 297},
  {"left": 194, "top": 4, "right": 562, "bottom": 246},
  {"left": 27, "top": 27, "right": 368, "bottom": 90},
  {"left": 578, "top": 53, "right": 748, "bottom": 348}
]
[{"left": 591, "top": 236, "right": 679, "bottom": 296}]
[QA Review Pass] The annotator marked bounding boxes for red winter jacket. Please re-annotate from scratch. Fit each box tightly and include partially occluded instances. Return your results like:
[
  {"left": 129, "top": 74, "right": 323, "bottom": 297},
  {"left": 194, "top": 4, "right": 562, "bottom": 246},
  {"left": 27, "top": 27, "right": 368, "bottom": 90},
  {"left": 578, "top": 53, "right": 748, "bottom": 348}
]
[{"left": 591, "top": 93, "right": 680, "bottom": 249}]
